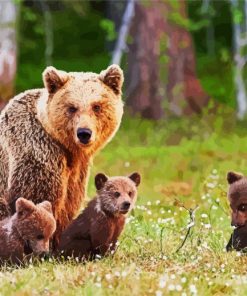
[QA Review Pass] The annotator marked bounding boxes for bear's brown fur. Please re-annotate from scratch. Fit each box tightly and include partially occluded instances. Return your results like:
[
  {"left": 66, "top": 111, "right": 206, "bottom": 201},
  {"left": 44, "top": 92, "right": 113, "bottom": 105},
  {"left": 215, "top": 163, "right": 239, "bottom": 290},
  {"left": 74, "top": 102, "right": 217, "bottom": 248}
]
[
  {"left": 0, "top": 196, "right": 9, "bottom": 220},
  {"left": 0, "top": 65, "right": 124, "bottom": 243},
  {"left": 226, "top": 171, "right": 247, "bottom": 251},
  {"left": 227, "top": 171, "right": 247, "bottom": 227},
  {"left": 0, "top": 198, "right": 56, "bottom": 264},
  {"left": 57, "top": 172, "right": 141, "bottom": 259},
  {"left": 226, "top": 224, "right": 247, "bottom": 251}
]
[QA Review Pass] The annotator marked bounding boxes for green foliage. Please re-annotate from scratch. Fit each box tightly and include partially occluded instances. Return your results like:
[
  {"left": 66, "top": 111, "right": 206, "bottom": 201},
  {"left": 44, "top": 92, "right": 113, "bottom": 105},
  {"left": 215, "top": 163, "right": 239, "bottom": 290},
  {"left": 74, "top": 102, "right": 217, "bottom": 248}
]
[
  {"left": 232, "top": 7, "right": 243, "bottom": 24},
  {"left": 100, "top": 19, "right": 117, "bottom": 42},
  {"left": 16, "top": 2, "right": 110, "bottom": 92},
  {"left": 188, "top": 0, "right": 232, "bottom": 54},
  {"left": 196, "top": 55, "right": 235, "bottom": 107}
]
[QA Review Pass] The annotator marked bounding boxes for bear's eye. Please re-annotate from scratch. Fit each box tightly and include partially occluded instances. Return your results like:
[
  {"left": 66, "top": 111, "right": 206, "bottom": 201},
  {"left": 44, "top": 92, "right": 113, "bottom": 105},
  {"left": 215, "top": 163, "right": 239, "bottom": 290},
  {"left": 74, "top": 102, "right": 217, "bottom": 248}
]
[
  {"left": 238, "top": 204, "right": 247, "bottom": 212},
  {"left": 114, "top": 191, "right": 121, "bottom": 198},
  {"left": 68, "top": 106, "right": 78, "bottom": 114},
  {"left": 37, "top": 234, "right": 44, "bottom": 240},
  {"left": 92, "top": 104, "right": 101, "bottom": 113}
]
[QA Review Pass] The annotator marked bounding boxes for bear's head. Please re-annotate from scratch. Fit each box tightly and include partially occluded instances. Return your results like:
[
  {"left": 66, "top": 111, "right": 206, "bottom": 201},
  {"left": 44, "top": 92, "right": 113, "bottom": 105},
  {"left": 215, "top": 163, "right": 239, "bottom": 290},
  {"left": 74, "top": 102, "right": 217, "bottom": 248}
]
[
  {"left": 39, "top": 65, "right": 124, "bottom": 156},
  {"left": 95, "top": 172, "right": 141, "bottom": 216},
  {"left": 14, "top": 198, "right": 56, "bottom": 255},
  {"left": 227, "top": 171, "right": 247, "bottom": 227}
]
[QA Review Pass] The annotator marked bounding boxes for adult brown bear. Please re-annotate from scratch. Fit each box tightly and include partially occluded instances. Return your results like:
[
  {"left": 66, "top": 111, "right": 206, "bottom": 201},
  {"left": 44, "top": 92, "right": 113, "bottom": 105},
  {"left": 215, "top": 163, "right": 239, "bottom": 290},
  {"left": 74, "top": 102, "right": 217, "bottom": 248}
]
[{"left": 0, "top": 65, "right": 124, "bottom": 244}]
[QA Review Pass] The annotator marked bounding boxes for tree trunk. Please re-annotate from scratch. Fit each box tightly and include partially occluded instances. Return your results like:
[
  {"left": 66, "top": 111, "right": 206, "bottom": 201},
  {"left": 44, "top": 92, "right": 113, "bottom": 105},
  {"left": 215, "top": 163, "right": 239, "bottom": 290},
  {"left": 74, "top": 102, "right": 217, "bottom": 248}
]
[
  {"left": 0, "top": 0, "right": 18, "bottom": 107},
  {"left": 111, "top": 0, "right": 135, "bottom": 65},
  {"left": 126, "top": 0, "right": 209, "bottom": 119}
]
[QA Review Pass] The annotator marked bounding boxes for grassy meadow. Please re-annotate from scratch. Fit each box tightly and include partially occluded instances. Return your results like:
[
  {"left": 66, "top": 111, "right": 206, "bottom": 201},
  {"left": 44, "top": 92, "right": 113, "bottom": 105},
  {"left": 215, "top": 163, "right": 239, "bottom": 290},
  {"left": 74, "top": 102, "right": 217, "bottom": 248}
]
[{"left": 1, "top": 110, "right": 247, "bottom": 295}]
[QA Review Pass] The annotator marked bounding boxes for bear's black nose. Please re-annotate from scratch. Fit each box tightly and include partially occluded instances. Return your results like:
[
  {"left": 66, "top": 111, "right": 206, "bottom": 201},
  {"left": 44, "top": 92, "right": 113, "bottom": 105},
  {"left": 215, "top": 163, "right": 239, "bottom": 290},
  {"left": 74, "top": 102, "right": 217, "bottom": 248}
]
[
  {"left": 77, "top": 128, "right": 92, "bottom": 144},
  {"left": 122, "top": 201, "right": 131, "bottom": 210}
]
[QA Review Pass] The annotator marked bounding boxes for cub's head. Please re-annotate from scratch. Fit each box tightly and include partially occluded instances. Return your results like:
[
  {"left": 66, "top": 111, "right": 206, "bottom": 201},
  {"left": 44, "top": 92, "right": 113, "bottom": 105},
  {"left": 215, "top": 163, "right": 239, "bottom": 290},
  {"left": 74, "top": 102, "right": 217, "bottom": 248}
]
[
  {"left": 95, "top": 172, "right": 141, "bottom": 216},
  {"left": 41, "top": 65, "right": 124, "bottom": 155},
  {"left": 14, "top": 198, "right": 56, "bottom": 255},
  {"left": 227, "top": 171, "right": 247, "bottom": 227}
]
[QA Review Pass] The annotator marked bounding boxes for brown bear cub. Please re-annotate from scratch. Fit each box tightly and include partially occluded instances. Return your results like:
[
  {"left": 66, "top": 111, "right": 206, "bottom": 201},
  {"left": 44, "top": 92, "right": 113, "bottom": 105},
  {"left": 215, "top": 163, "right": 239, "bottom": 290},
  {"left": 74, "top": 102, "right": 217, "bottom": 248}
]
[
  {"left": 57, "top": 172, "right": 141, "bottom": 260},
  {"left": 226, "top": 171, "right": 247, "bottom": 251},
  {"left": 0, "top": 198, "right": 56, "bottom": 264}
]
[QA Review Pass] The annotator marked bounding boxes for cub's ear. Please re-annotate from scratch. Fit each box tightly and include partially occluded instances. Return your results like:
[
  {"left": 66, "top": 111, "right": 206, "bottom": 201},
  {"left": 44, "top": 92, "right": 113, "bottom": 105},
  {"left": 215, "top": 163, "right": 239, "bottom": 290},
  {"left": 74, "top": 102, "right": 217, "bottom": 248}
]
[
  {"left": 43, "top": 66, "right": 69, "bottom": 94},
  {"left": 38, "top": 200, "right": 53, "bottom": 214},
  {"left": 16, "top": 198, "right": 35, "bottom": 219},
  {"left": 227, "top": 171, "right": 244, "bottom": 184},
  {"left": 95, "top": 173, "right": 108, "bottom": 190},
  {"left": 129, "top": 172, "right": 141, "bottom": 187},
  {"left": 99, "top": 64, "right": 124, "bottom": 95}
]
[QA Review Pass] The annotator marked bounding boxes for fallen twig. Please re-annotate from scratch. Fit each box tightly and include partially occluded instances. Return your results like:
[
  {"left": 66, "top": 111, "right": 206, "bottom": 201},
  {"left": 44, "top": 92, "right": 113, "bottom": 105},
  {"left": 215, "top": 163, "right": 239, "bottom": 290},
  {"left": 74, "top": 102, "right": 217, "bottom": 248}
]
[{"left": 174, "top": 200, "right": 199, "bottom": 253}]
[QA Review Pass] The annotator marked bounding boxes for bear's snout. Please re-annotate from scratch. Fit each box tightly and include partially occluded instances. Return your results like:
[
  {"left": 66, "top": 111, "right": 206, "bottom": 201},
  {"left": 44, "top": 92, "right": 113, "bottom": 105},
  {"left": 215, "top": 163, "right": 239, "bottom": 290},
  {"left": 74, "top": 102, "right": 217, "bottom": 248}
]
[
  {"left": 77, "top": 128, "right": 92, "bottom": 144},
  {"left": 121, "top": 201, "right": 131, "bottom": 211}
]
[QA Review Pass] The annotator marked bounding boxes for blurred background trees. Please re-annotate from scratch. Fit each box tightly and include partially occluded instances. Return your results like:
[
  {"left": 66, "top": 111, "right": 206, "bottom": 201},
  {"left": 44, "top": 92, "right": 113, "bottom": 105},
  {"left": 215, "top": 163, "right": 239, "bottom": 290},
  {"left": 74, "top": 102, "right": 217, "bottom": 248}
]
[
  {"left": 0, "top": 0, "right": 246, "bottom": 119},
  {"left": 0, "top": 0, "right": 18, "bottom": 106},
  {"left": 125, "top": 0, "right": 209, "bottom": 119}
]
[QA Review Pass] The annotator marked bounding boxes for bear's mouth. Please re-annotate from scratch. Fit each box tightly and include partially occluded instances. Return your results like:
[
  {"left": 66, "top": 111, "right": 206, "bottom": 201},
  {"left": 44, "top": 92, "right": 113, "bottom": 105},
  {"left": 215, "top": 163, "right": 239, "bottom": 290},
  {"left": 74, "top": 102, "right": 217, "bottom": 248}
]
[
  {"left": 24, "top": 240, "right": 33, "bottom": 255},
  {"left": 119, "top": 209, "right": 129, "bottom": 215},
  {"left": 78, "top": 140, "right": 93, "bottom": 148}
]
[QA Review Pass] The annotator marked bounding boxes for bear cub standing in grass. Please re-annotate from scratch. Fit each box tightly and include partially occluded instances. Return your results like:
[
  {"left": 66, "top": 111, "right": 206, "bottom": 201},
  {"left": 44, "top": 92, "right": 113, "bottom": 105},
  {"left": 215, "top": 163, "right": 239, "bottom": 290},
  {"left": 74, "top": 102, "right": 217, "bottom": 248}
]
[
  {"left": 226, "top": 171, "right": 247, "bottom": 251},
  {"left": 0, "top": 198, "right": 56, "bottom": 264},
  {"left": 57, "top": 172, "right": 141, "bottom": 259}
]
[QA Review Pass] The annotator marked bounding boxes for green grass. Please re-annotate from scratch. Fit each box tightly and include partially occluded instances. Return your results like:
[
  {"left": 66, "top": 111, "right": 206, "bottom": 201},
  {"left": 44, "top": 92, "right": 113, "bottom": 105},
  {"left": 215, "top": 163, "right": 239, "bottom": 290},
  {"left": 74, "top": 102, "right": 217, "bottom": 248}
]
[{"left": 2, "top": 111, "right": 247, "bottom": 295}]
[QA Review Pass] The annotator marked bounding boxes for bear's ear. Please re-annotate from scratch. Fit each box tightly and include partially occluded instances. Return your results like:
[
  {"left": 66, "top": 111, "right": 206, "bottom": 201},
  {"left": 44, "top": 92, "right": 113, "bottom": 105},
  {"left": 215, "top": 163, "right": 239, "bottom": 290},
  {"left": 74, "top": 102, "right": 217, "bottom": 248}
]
[
  {"left": 16, "top": 198, "right": 35, "bottom": 219},
  {"left": 38, "top": 200, "right": 53, "bottom": 214},
  {"left": 99, "top": 64, "right": 124, "bottom": 95},
  {"left": 129, "top": 172, "right": 141, "bottom": 187},
  {"left": 227, "top": 171, "right": 244, "bottom": 184},
  {"left": 43, "top": 66, "right": 69, "bottom": 94},
  {"left": 95, "top": 173, "right": 108, "bottom": 190}
]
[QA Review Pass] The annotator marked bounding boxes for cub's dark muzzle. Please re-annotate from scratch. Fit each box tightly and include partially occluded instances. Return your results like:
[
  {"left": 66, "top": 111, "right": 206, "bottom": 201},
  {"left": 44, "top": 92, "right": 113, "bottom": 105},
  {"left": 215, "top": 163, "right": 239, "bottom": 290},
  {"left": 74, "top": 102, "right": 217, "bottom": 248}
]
[{"left": 122, "top": 201, "right": 130, "bottom": 211}]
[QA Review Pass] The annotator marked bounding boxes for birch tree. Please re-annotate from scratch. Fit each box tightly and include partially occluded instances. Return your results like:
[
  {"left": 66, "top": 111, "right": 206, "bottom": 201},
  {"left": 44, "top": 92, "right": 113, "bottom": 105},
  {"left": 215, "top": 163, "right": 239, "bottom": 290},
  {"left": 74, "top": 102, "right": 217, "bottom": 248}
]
[
  {"left": 40, "top": 0, "right": 53, "bottom": 66},
  {"left": 111, "top": 0, "right": 135, "bottom": 65},
  {"left": 0, "top": 0, "right": 18, "bottom": 104},
  {"left": 201, "top": 0, "right": 215, "bottom": 56},
  {"left": 231, "top": 0, "right": 247, "bottom": 119}
]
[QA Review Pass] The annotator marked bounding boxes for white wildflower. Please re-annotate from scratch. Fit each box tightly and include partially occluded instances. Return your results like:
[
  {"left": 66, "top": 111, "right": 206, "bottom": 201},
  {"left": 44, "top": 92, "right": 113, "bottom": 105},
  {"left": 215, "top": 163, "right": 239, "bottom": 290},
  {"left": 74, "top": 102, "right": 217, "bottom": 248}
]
[
  {"left": 204, "top": 223, "right": 211, "bottom": 229},
  {"left": 181, "top": 277, "right": 187, "bottom": 283},
  {"left": 190, "top": 284, "right": 197, "bottom": 294},
  {"left": 176, "top": 285, "right": 182, "bottom": 291},
  {"left": 105, "top": 274, "right": 111, "bottom": 281},
  {"left": 168, "top": 284, "right": 175, "bottom": 291}
]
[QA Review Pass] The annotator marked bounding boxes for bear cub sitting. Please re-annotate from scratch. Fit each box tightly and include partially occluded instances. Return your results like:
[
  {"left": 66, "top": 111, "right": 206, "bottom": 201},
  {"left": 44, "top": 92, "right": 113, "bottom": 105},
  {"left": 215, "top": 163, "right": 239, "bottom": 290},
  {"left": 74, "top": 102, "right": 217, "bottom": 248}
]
[
  {"left": 0, "top": 198, "right": 56, "bottom": 264},
  {"left": 57, "top": 172, "right": 141, "bottom": 259},
  {"left": 226, "top": 171, "right": 247, "bottom": 251}
]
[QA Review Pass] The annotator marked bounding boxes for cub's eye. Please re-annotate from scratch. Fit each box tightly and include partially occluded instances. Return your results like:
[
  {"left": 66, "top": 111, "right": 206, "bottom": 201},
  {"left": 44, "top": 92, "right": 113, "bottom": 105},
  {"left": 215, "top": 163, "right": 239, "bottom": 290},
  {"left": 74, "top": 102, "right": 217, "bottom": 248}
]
[
  {"left": 68, "top": 106, "right": 78, "bottom": 114},
  {"left": 238, "top": 204, "right": 247, "bottom": 212},
  {"left": 129, "top": 191, "right": 133, "bottom": 197},
  {"left": 37, "top": 234, "right": 44, "bottom": 240},
  {"left": 92, "top": 104, "right": 101, "bottom": 113},
  {"left": 114, "top": 191, "right": 121, "bottom": 198}
]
